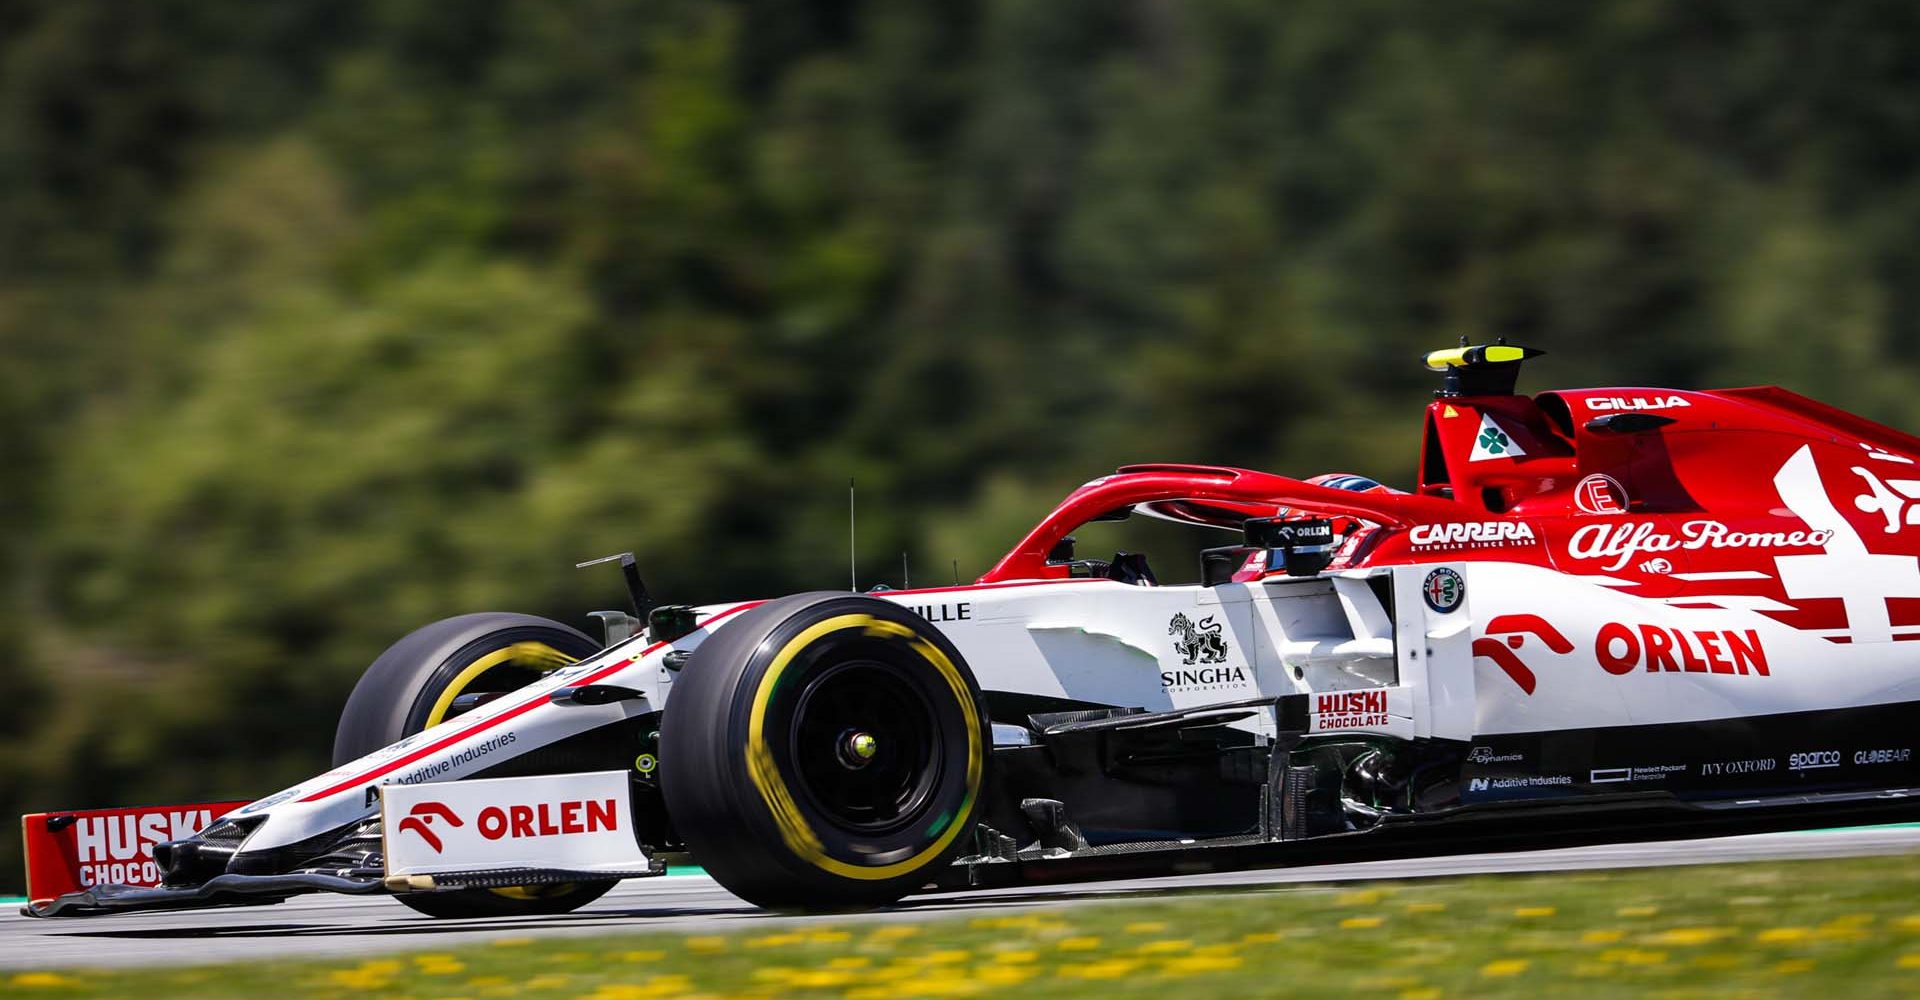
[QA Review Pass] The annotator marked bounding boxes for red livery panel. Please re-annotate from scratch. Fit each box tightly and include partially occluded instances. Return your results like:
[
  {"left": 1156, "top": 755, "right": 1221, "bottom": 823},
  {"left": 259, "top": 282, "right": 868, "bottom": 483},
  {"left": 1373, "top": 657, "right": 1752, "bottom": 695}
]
[{"left": 21, "top": 801, "right": 249, "bottom": 905}]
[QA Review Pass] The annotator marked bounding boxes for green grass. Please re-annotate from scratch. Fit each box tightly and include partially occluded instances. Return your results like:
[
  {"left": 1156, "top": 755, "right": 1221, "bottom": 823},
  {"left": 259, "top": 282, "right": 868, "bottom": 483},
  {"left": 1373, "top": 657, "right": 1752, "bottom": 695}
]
[{"left": 16, "top": 854, "right": 1920, "bottom": 997}]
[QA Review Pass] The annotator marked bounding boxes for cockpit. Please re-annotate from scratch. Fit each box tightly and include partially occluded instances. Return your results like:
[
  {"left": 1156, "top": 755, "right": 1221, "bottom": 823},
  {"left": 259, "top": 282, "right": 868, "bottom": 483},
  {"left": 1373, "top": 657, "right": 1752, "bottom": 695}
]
[{"left": 1040, "top": 472, "right": 1401, "bottom": 586}]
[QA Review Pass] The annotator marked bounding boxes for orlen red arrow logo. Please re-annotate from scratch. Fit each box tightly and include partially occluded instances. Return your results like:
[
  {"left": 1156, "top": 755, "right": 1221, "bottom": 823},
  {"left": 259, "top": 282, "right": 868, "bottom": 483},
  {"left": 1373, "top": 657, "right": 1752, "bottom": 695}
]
[
  {"left": 1471, "top": 614, "right": 1573, "bottom": 695},
  {"left": 396, "top": 801, "right": 462, "bottom": 853}
]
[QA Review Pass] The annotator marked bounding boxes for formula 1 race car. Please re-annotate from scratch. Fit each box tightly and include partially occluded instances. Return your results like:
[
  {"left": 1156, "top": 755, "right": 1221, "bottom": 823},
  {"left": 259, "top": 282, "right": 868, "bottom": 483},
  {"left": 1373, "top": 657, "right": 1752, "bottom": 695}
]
[{"left": 26, "top": 344, "right": 1920, "bottom": 918}]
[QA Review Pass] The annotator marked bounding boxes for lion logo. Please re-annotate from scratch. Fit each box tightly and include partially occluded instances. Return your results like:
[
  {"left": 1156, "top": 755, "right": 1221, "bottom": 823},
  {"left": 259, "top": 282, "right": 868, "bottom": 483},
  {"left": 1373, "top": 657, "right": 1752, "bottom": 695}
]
[{"left": 1168, "top": 612, "right": 1228, "bottom": 665}]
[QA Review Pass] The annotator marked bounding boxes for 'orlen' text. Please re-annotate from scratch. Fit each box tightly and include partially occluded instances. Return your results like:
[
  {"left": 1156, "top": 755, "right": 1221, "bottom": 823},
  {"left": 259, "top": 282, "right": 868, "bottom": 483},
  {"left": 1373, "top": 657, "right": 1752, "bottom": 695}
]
[{"left": 1596, "top": 623, "right": 1770, "bottom": 676}]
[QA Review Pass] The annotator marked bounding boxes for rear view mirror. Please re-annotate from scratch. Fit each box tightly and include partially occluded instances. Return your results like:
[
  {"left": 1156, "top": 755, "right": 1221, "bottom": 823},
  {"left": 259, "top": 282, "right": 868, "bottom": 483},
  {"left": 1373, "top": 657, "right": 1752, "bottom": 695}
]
[
  {"left": 1244, "top": 517, "right": 1332, "bottom": 549},
  {"left": 1242, "top": 517, "right": 1338, "bottom": 577}
]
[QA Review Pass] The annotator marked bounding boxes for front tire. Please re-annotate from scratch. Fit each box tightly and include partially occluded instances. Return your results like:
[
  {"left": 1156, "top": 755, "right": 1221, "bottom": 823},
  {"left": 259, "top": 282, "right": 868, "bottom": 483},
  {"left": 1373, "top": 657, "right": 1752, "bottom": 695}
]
[
  {"left": 334, "top": 612, "right": 617, "bottom": 919},
  {"left": 661, "top": 593, "right": 988, "bottom": 910},
  {"left": 333, "top": 612, "right": 598, "bottom": 766}
]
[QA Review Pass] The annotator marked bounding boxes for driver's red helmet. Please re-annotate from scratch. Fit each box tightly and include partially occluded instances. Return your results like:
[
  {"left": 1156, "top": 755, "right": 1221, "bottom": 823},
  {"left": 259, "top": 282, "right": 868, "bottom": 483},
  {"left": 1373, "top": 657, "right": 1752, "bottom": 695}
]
[
  {"left": 1272, "top": 472, "right": 1402, "bottom": 520},
  {"left": 1304, "top": 472, "right": 1399, "bottom": 495}
]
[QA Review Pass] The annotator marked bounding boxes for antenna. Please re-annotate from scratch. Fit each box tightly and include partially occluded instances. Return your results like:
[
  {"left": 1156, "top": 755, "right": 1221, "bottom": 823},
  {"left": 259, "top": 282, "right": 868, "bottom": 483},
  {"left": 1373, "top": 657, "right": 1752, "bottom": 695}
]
[
  {"left": 902, "top": 551, "right": 910, "bottom": 590},
  {"left": 848, "top": 478, "right": 857, "bottom": 592},
  {"left": 952, "top": 559, "right": 960, "bottom": 586}
]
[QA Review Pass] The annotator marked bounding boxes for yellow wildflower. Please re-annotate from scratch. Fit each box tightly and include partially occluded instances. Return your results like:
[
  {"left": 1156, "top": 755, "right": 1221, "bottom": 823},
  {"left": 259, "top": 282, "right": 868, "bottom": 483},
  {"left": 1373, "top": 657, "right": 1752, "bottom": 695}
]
[
  {"left": 9, "top": 973, "right": 83, "bottom": 989},
  {"left": 897, "top": 979, "right": 986, "bottom": 997},
  {"left": 1813, "top": 919, "right": 1871, "bottom": 941},
  {"left": 1162, "top": 954, "right": 1244, "bottom": 974},
  {"left": 1647, "top": 927, "right": 1729, "bottom": 946},
  {"left": 1059, "top": 959, "right": 1142, "bottom": 979},
  {"left": 326, "top": 960, "right": 401, "bottom": 990},
  {"left": 975, "top": 965, "right": 1036, "bottom": 986},
  {"left": 1481, "top": 959, "right": 1528, "bottom": 977},
  {"left": 1340, "top": 916, "right": 1384, "bottom": 929},
  {"left": 588, "top": 979, "right": 694, "bottom": 1000}
]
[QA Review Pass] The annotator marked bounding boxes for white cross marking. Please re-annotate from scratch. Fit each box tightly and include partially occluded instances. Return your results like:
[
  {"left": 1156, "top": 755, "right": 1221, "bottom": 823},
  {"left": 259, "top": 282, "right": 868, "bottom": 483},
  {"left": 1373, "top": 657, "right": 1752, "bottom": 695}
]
[{"left": 1772, "top": 445, "right": 1920, "bottom": 643}]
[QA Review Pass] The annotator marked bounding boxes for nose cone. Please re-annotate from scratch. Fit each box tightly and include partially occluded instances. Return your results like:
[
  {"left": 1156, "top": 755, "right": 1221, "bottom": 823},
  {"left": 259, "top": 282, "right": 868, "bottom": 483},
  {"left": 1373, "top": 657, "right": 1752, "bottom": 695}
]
[{"left": 151, "top": 832, "right": 242, "bottom": 887}]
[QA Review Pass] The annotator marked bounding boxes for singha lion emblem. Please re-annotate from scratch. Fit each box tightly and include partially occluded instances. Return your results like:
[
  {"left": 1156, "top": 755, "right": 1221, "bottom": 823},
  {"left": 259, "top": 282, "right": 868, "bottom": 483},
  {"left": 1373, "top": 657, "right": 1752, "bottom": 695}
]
[{"left": 1168, "top": 612, "right": 1228, "bottom": 665}]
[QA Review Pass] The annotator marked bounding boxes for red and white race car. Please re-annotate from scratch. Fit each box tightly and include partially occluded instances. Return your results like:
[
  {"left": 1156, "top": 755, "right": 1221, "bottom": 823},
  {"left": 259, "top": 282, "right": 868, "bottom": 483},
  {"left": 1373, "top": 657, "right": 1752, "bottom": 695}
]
[{"left": 25, "top": 344, "right": 1920, "bottom": 918}]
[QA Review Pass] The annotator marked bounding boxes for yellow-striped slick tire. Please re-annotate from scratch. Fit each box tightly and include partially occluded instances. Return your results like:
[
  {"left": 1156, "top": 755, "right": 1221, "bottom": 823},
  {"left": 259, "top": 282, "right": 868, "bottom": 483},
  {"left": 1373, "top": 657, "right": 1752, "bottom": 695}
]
[
  {"left": 333, "top": 612, "right": 618, "bottom": 919},
  {"left": 660, "top": 593, "right": 989, "bottom": 910}
]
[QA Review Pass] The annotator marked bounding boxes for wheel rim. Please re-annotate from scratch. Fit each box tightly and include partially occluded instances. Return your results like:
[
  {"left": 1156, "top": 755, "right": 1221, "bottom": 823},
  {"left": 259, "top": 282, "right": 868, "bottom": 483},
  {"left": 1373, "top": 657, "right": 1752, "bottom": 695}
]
[
  {"left": 421, "top": 640, "right": 576, "bottom": 728},
  {"left": 788, "top": 660, "right": 940, "bottom": 835}
]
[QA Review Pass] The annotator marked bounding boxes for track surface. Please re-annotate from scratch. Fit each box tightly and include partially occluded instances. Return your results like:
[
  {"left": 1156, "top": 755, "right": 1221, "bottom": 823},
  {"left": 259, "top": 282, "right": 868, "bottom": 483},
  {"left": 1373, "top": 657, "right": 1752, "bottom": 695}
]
[{"left": 6, "top": 824, "right": 1919, "bottom": 970}]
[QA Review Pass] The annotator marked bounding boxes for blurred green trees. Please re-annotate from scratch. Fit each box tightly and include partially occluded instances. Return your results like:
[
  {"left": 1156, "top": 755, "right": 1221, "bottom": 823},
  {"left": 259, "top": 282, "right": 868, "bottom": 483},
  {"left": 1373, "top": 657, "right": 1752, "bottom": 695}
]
[{"left": 6, "top": 0, "right": 1920, "bottom": 886}]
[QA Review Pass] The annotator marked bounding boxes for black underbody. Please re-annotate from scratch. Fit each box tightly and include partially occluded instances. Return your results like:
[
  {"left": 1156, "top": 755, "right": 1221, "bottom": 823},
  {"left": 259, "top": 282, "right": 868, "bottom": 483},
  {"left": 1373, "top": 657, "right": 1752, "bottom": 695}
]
[
  {"left": 30, "top": 694, "right": 1920, "bottom": 917},
  {"left": 971, "top": 692, "right": 1920, "bottom": 855}
]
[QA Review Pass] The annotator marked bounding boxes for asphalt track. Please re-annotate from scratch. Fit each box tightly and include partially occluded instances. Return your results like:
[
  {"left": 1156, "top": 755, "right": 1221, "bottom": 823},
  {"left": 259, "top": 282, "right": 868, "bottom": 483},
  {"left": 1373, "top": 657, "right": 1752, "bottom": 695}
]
[{"left": 5, "top": 823, "right": 1920, "bottom": 971}]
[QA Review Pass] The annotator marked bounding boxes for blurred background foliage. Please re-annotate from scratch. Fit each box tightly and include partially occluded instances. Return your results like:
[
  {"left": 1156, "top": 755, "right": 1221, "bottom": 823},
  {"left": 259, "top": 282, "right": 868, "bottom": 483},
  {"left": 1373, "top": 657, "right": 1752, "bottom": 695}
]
[{"left": 6, "top": 0, "right": 1920, "bottom": 886}]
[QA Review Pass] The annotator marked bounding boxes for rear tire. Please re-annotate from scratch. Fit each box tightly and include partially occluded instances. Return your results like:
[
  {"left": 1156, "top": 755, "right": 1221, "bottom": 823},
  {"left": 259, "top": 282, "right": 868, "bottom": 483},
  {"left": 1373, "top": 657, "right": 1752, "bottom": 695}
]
[
  {"left": 334, "top": 612, "right": 618, "bottom": 919},
  {"left": 661, "top": 593, "right": 988, "bottom": 910}
]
